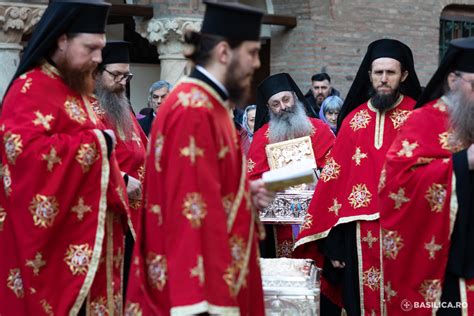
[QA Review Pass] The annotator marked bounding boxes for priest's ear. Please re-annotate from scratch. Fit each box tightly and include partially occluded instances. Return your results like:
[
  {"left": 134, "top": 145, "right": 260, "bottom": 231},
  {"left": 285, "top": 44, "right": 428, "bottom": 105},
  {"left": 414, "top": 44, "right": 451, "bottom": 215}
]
[
  {"left": 400, "top": 69, "right": 409, "bottom": 83},
  {"left": 447, "top": 72, "right": 459, "bottom": 91},
  {"left": 214, "top": 40, "right": 233, "bottom": 65},
  {"left": 56, "top": 34, "right": 69, "bottom": 52}
]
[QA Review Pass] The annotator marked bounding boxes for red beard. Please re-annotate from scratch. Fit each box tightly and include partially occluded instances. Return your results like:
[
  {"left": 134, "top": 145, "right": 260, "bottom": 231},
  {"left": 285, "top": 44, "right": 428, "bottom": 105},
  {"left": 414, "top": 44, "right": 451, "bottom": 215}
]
[{"left": 56, "top": 57, "right": 97, "bottom": 96}]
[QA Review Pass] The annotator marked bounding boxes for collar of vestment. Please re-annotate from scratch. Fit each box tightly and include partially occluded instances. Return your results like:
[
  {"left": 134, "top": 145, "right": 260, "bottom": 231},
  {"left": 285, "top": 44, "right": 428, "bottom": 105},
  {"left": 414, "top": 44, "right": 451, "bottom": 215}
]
[
  {"left": 41, "top": 59, "right": 61, "bottom": 77},
  {"left": 191, "top": 65, "right": 229, "bottom": 101}
]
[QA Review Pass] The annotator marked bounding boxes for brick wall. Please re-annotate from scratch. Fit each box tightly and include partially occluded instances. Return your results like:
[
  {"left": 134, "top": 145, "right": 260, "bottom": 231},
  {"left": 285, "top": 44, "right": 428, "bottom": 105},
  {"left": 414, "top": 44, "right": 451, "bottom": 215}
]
[{"left": 270, "top": 0, "right": 474, "bottom": 97}]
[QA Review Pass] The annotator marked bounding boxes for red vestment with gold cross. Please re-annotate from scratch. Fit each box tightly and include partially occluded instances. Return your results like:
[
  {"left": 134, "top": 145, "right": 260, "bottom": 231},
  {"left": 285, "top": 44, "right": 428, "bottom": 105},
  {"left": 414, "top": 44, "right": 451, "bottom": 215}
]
[
  {"left": 0, "top": 62, "right": 129, "bottom": 315},
  {"left": 295, "top": 95, "right": 416, "bottom": 314},
  {"left": 380, "top": 98, "right": 474, "bottom": 315},
  {"left": 125, "top": 77, "right": 265, "bottom": 315}
]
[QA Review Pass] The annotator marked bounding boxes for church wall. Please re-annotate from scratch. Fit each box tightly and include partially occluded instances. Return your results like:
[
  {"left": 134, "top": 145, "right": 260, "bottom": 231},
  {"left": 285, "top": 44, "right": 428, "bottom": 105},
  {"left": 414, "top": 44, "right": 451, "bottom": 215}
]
[{"left": 270, "top": 0, "right": 474, "bottom": 97}]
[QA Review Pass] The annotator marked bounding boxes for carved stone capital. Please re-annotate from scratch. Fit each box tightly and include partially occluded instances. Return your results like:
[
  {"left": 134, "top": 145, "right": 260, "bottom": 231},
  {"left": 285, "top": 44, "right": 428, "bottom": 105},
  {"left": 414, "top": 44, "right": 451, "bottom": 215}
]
[
  {"left": 0, "top": 2, "right": 46, "bottom": 43},
  {"left": 135, "top": 17, "right": 202, "bottom": 59}
]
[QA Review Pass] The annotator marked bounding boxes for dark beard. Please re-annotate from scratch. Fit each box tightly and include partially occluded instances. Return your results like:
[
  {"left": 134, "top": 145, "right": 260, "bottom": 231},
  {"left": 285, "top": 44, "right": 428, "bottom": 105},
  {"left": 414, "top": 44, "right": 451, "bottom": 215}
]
[
  {"left": 56, "top": 56, "right": 96, "bottom": 96},
  {"left": 446, "top": 89, "right": 474, "bottom": 146},
  {"left": 224, "top": 57, "right": 251, "bottom": 106},
  {"left": 370, "top": 88, "right": 400, "bottom": 111},
  {"left": 95, "top": 80, "right": 134, "bottom": 140}
]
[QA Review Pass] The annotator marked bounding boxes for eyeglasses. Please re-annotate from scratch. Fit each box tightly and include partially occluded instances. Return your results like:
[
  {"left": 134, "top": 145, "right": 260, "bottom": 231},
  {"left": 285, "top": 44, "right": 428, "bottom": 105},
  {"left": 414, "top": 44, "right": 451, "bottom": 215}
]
[
  {"left": 455, "top": 73, "right": 474, "bottom": 90},
  {"left": 103, "top": 68, "right": 134, "bottom": 83}
]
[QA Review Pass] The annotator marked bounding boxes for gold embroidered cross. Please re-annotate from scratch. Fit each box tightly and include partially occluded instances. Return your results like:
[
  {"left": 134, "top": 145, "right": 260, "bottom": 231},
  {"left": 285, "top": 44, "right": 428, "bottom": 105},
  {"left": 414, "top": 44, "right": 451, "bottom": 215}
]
[
  {"left": 180, "top": 136, "right": 204, "bottom": 165},
  {"left": 71, "top": 197, "right": 92, "bottom": 221},
  {"left": 424, "top": 236, "right": 442, "bottom": 260},
  {"left": 397, "top": 139, "right": 418, "bottom": 158},
  {"left": 42, "top": 147, "right": 62, "bottom": 172},
  {"left": 132, "top": 132, "right": 142, "bottom": 147},
  {"left": 150, "top": 204, "right": 163, "bottom": 225},
  {"left": 218, "top": 145, "right": 229, "bottom": 159},
  {"left": 21, "top": 78, "right": 33, "bottom": 94},
  {"left": 352, "top": 147, "right": 368, "bottom": 166},
  {"left": 328, "top": 198, "right": 342, "bottom": 216},
  {"left": 113, "top": 248, "right": 123, "bottom": 269},
  {"left": 25, "top": 252, "right": 46, "bottom": 275},
  {"left": 32, "top": 111, "right": 54, "bottom": 131},
  {"left": 362, "top": 230, "right": 378, "bottom": 248},
  {"left": 190, "top": 255, "right": 205, "bottom": 286},
  {"left": 247, "top": 158, "right": 256, "bottom": 173},
  {"left": 389, "top": 188, "right": 410, "bottom": 209},
  {"left": 384, "top": 282, "right": 397, "bottom": 302},
  {"left": 0, "top": 206, "right": 6, "bottom": 231}
]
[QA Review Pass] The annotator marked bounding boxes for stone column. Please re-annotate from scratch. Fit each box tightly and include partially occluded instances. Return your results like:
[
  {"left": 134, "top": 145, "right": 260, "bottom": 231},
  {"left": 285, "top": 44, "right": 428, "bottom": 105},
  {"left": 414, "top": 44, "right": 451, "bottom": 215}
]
[
  {"left": 135, "top": 17, "right": 201, "bottom": 85},
  {"left": 0, "top": 2, "right": 46, "bottom": 100}
]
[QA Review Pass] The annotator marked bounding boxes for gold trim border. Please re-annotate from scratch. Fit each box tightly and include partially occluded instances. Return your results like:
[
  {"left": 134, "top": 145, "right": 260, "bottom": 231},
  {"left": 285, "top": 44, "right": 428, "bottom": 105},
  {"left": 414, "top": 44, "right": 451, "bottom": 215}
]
[
  {"left": 170, "top": 301, "right": 240, "bottom": 316},
  {"left": 367, "top": 94, "right": 404, "bottom": 150},
  {"left": 70, "top": 129, "right": 109, "bottom": 315},
  {"left": 356, "top": 221, "right": 365, "bottom": 316},
  {"left": 227, "top": 157, "right": 247, "bottom": 232},
  {"left": 178, "top": 77, "right": 229, "bottom": 110},
  {"left": 449, "top": 173, "right": 458, "bottom": 236},
  {"left": 459, "top": 278, "right": 467, "bottom": 316},
  {"left": 234, "top": 209, "right": 256, "bottom": 296},
  {"left": 106, "top": 213, "right": 114, "bottom": 314},
  {"left": 293, "top": 213, "right": 380, "bottom": 249}
]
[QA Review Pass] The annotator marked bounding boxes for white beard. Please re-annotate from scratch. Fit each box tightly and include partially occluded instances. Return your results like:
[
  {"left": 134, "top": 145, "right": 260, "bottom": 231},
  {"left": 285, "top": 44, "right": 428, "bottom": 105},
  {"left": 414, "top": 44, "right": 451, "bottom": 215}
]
[
  {"left": 445, "top": 87, "right": 474, "bottom": 145},
  {"left": 268, "top": 100, "right": 314, "bottom": 144}
]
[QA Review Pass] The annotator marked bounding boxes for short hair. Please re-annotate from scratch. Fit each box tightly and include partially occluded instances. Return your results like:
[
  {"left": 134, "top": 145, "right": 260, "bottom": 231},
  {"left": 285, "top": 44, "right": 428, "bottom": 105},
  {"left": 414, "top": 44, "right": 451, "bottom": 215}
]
[
  {"left": 311, "top": 73, "right": 331, "bottom": 83},
  {"left": 322, "top": 95, "right": 343, "bottom": 115},
  {"left": 148, "top": 80, "right": 172, "bottom": 104},
  {"left": 184, "top": 30, "right": 244, "bottom": 66}
]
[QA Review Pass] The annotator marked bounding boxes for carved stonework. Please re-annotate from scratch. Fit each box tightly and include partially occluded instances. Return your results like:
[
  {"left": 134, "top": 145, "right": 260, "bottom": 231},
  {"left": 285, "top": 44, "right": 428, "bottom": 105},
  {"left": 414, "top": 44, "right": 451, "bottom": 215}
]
[
  {"left": 0, "top": 2, "right": 46, "bottom": 100},
  {"left": 0, "top": 2, "right": 46, "bottom": 43},
  {"left": 135, "top": 17, "right": 202, "bottom": 84},
  {"left": 136, "top": 17, "right": 201, "bottom": 57}
]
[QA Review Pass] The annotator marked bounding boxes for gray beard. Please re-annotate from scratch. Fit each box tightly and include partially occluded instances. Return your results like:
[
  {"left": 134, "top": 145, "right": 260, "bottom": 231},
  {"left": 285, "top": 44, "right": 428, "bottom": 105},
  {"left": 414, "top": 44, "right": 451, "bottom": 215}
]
[
  {"left": 268, "top": 100, "right": 314, "bottom": 144},
  {"left": 95, "top": 82, "right": 134, "bottom": 140},
  {"left": 445, "top": 89, "right": 474, "bottom": 146}
]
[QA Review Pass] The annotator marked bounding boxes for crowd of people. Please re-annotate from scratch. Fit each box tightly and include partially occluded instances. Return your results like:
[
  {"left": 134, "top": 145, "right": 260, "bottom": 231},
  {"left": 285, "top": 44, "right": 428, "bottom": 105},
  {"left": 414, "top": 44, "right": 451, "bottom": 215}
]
[{"left": 0, "top": 0, "right": 472, "bottom": 315}]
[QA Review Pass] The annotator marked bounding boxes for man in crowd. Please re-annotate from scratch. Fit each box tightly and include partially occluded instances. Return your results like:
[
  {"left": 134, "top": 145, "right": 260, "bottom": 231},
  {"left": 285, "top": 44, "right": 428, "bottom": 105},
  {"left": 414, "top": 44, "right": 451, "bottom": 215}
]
[
  {"left": 305, "top": 72, "right": 341, "bottom": 116},
  {"left": 125, "top": 2, "right": 274, "bottom": 315},
  {"left": 380, "top": 37, "right": 474, "bottom": 315},
  {"left": 294, "top": 39, "right": 422, "bottom": 315},
  {"left": 248, "top": 72, "right": 335, "bottom": 257},
  {"left": 0, "top": 1, "right": 129, "bottom": 314},
  {"left": 138, "top": 80, "right": 171, "bottom": 136}
]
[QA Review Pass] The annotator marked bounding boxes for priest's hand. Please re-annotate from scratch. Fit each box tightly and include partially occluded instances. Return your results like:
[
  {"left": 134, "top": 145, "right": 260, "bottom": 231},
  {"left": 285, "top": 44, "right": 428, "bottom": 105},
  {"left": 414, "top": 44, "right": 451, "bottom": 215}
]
[
  {"left": 467, "top": 144, "right": 474, "bottom": 170},
  {"left": 127, "top": 175, "right": 142, "bottom": 200},
  {"left": 331, "top": 260, "right": 345, "bottom": 269},
  {"left": 250, "top": 179, "right": 276, "bottom": 209}
]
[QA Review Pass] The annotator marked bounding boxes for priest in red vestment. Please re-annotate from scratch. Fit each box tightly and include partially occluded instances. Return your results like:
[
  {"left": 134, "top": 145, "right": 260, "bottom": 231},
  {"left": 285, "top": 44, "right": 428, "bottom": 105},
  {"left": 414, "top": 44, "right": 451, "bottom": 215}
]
[
  {"left": 125, "top": 2, "right": 274, "bottom": 315},
  {"left": 380, "top": 37, "right": 474, "bottom": 316},
  {"left": 248, "top": 72, "right": 335, "bottom": 258},
  {"left": 94, "top": 40, "right": 147, "bottom": 232},
  {"left": 93, "top": 40, "right": 148, "bottom": 300},
  {"left": 294, "top": 39, "right": 422, "bottom": 315},
  {"left": 0, "top": 1, "right": 130, "bottom": 315}
]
